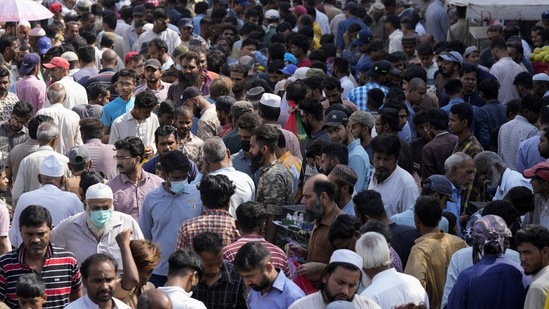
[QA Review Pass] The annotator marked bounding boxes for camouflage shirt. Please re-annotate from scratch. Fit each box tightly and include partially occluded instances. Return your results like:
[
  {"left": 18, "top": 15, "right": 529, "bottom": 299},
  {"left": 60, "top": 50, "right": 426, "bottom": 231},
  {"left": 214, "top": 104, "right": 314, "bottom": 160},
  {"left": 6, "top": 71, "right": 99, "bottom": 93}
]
[
  {"left": 197, "top": 104, "right": 220, "bottom": 141},
  {"left": 257, "top": 160, "right": 294, "bottom": 216},
  {"left": 178, "top": 132, "right": 204, "bottom": 165}
]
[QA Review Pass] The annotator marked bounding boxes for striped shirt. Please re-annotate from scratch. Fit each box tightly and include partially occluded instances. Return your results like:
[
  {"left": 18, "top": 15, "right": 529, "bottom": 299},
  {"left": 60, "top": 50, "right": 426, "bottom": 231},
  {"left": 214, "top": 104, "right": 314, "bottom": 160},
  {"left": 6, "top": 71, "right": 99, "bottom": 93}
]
[
  {"left": 223, "top": 234, "right": 291, "bottom": 279},
  {"left": 176, "top": 209, "right": 240, "bottom": 250},
  {"left": 0, "top": 244, "right": 82, "bottom": 308}
]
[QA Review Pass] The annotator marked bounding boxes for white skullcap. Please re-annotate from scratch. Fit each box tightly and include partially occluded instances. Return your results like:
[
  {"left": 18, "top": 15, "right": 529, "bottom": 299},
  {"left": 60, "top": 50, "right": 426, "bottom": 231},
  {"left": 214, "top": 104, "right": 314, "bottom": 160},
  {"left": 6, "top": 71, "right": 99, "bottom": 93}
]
[
  {"left": 259, "top": 93, "right": 281, "bottom": 108},
  {"left": 86, "top": 183, "right": 114, "bottom": 200},
  {"left": 533, "top": 73, "right": 549, "bottom": 82},
  {"left": 293, "top": 67, "right": 309, "bottom": 80},
  {"left": 274, "top": 79, "right": 287, "bottom": 95},
  {"left": 143, "top": 23, "right": 154, "bottom": 32},
  {"left": 40, "top": 155, "right": 64, "bottom": 177},
  {"left": 29, "top": 27, "right": 45, "bottom": 37},
  {"left": 19, "top": 20, "right": 31, "bottom": 28},
  {"left": 329, "top": 249, "right": 363, "bottom": 270}
]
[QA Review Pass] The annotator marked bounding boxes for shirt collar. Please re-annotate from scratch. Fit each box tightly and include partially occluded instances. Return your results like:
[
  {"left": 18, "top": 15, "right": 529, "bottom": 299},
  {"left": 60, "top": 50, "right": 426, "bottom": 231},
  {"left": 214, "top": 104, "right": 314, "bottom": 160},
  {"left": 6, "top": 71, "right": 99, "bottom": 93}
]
[
  {"left": 497, "top": 168, "right": 512, "bottom": 193},
  {"left": 271, "top": 270, "right": 288, "bottom": 293},
  {"left": 319, "top": 204, "right": 341, "bottom": 227},
  {"left": 17, "top": 242, "right": 53, "bottom": 264}
]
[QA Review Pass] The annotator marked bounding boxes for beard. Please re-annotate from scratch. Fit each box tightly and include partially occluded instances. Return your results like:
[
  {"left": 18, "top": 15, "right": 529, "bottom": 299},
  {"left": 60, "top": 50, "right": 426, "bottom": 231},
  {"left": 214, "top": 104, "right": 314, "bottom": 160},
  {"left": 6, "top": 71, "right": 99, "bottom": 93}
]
[
  {"left": 86, "top": 212, "right": 115, "bottom": 238},
  {"left": 374, "top": 167, "right": 392, "bottom": 183},
  {"left": 304, "top": 197, "right": 325, "bottom": 222},
  {"left": 250, "top": 151, "right": 264, "bottom": 173},
  {"left": 178, "top": 71, "right": 199, "bottom": 88},
  {"left": 333, "top": 188, "right": 344, "bottom": 208},
  {"left": 302, "top": 119, "right": 313, "bottom": 137},
  {"left": 486, "top": 168, "right": 502, "bottom": 190},
  {"left": 249, "top": 276, "right": 271, "bottom": 291},
  {"left": 193, "top": 104, "right": 202, "bottom": 118},
  {"left": 322, "top": 283, "right": 355, "bottom": 302}
]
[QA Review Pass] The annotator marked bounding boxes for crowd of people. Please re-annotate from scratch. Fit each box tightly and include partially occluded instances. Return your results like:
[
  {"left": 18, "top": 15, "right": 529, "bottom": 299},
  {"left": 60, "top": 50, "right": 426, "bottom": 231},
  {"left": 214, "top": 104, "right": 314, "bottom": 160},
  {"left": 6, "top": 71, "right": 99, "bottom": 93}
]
[{"left": 0, "top": 0, "right": 549, "bottom": 308}]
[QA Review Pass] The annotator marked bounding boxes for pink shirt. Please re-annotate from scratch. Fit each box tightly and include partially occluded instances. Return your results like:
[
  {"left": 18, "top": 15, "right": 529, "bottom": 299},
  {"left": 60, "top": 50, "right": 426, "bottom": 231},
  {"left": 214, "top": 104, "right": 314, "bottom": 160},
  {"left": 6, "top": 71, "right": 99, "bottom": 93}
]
[
  {"left": 107, "top": 169, "right": 164, "bottom": 220},
  {"left": 15, "top": 75, "right": 46, "bottom": 116},
  {"left": 82, "top": 138, "right": 118, "bottom": 180}
]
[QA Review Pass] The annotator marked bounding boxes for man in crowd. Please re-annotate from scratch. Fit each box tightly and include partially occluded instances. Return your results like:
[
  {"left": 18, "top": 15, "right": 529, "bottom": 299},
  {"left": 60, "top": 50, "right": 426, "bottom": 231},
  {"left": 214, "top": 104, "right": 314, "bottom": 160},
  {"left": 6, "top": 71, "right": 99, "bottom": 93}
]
[{"left": 516, "top": 225, "right": 549, "bottom": 308}]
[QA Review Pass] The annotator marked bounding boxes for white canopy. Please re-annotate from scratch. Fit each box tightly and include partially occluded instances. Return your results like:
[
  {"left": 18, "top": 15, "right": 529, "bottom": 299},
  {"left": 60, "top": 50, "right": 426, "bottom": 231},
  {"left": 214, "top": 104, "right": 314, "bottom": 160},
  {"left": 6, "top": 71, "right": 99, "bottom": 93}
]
[{"left": 447, "top": 0, "right": 547, "bottom": 21}]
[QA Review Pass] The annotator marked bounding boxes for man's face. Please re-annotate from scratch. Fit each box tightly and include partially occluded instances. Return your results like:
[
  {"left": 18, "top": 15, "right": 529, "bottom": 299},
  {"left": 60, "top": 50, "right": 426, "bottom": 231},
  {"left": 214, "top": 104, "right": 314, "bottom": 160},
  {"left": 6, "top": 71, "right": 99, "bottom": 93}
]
[
  {"left": 17, "top": 25, "right": 30, "bottom": 42},
  {"left": 66, "top": 25, "right": 79, "bottom": 41},
  {"left": 419, "top": 54, "right": 433, "bottom": 68},
  {"left": 540, "top": 133, "right": 549, "bottom": 158},
  {"left": 324, "top": 88, "right": 342, "bottom": 106},
  {"left": 20, "top": 223, "right": 51, "bottom": 256},
  {"left": 116, "top": 76, "right": 136, "bottom": 99},
  {"left": 180, "top": 26, "right": 193, "bottom": 41},
  {"left": 0, "top": 171, "right": 8, "bottom": 193},
  {"left": 8, "top": 114, "right": 29, "bottom": 132},
  {"left": 156, "top": 134, "right": 177, "bottom": 156},
  {"left": 407, "top": 86, "right": 427, "bottom": 105},
  {"left": 465, "top": 51, "right": 480, "bottom": 65},
  {"left": 221, "top": 29, "right": 236, "bottom": 42},
  {"left": 326, "top": 124, "right": 348, "bottom": 144},
  {"left": 230, "top": 71, "right": 246, "bottom": 92},
  {"left": 416, "top": 123, "right": 432, "bottom": 142},
  {"left": 507, "top": 46, "right": 522, "bottom": 64},
  {"left": 448, "top": 113, "right": 467, "bottom": 135},
  {"left": 249, "top": 135, "right": 265, "bottom": 171},
  {"left": 239, "top": 264, "right": 272, "bottom": 291},
  {"left": 530, "top": 177, "right": 547, "bottom": 194},
  {"left": 535, "top": 34, "right": 545, "bottom": 48},
  {"left": 238, "top": 128, "right": 252, "bottom": 153},
  {"left": 372, "top": 152, "right": 398, "bottom": 183},
  {"left": 82, "top": 15, "right": 96, "bottom": 31},
  {"left": 0, "top": 76, "right": 9, "bottom": 97},
  {"left": 460, "top": 71, "right": 477, "bottom": 95},
  {"left": 115, "top": 149, "right": 139, "bottom": 175},
  {"left": 449, "top": 158, "right": 476, "bottom": 190},
  {"left": 397, "top": 109, "right": 407, "bottom": 130},
  {"left": 49, "top": 67, "right": 65, "bottom": 82},
  {"left": 319, "top": 154, "right": 335, "bottom": 175},
  {"left": 300, "top": 180, "right": 325, "bottom": 222},
  {"left": 477, "top": 165, "right": 502, "bottom": 190},
  {"left": 134, "top": 107, "right": 154, "bottom": 121},
  {"left": 148, "top": 46, "right": 162, "bottom": 62},
  {"left": 487, "top": 31, "right": 500, "bottom": 41},
  {"left": 130, "top": 59, "right": 144, "bottom": 76},
  {"left": 518, "top": 242, "right": 547, "bottom": 276},
  {"left": 290, "top": 45, "right": 302, "bottom": 58},
  {"left": 197, "top": 53, "right": 207, "bottom": 70},
  {"left": 144, "top": 66, "right": 161, "bottom": 84},
  {"left": 181, "top": 58, "right": 199, "bottom": 77},
  {"left": 402, "top": 43, "right": 416, "bottom": 58},
  {"left": 268, "top": 71, "right": 283, "bottom": 84},
  {"left": 439, "top": 60, "right": 456, "bottom": 76},
  {"left": 84, "top": 261, "right": 117, "bottom": 306},
  {"left": 240, "top": 44, "right": 256, "bottom": 57},
  {"left": 154, "top": 18, "right": 170, "bottom": 33},
  {"left": 199, "top": 251, "right": 224, "bottom": 280},
  {"left": 348, "top": 121, "right": 365, "bottom": 140},
  {"left": 322, "top": 266, "right": 361, "bottom": 302},
  {"left": 18, "top": 296, "right": 46, "bottom": 309},
  {"left": 175, "top": 113, "right": 193, "bottom": 138}
]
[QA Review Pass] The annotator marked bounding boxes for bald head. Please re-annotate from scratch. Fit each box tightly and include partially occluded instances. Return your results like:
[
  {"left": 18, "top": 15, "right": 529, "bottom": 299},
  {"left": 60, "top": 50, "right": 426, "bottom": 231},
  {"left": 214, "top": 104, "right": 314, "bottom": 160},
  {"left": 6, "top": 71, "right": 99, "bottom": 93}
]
[
  {"left": 47, "top": 82, "right": 66, "bottom": 105},
  {"left": 101, "top": 49, "right": 117, "bottom": 67},
  {"left": 136, "top": 289, "right": 172, "bottom": 309},
  {"left": 304, "top": 173, "right": 335, "bottom": 201},
  {"left": 408, "top": 77, "right": 427, "bottom": 90}
]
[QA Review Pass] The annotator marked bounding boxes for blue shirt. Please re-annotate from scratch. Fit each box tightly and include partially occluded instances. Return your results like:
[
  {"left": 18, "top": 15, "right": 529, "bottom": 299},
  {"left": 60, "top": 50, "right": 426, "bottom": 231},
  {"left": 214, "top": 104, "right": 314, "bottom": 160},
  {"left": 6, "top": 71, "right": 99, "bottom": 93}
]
[
  {"left": 139, "top": 185, "right": 203, "bottom": 276},
  {"left": 390, "top": 205, "right": 449, "bottom": 232},
  {"left": 441, "top": 98, "right": 465, "bottom": 115},
  {"left": 231, "top": 150, "right": 260, "bottom": 186},
  {"left": 347, "top": 139, "right": 370, "bottom": 192},
  {"left": 516, "top": 132, "right": 546, "bottom": 173},
  {"left": 101, "top": 96, "right": 135, "bottom": 129},
  {"left": 342, "top": 199, "right": 355, "bottom": 216},
  {"left": 475, "top": 99, "right": 507, "bottom": 150},
  {"left": 446, "top": 183, "right": 462, "bottom": 237},
  {"left": 247, "top": 271, "right": 305, "bottom": 309},
  {"left": 348, "top": 82, "right": 388, "bottom": 111},
  {"left": 397, "top": 122, "right": 412, "bottom": 143},
  {"left": 446, "top": 255, "right": 529, "bottom": 309}
]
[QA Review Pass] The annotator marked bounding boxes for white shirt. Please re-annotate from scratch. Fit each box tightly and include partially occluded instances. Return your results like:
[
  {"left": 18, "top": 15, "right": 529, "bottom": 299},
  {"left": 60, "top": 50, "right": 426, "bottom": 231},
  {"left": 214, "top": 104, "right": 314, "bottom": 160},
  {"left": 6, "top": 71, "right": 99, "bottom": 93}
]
[
  {"left": 340, "top": 76, "right": 354, "bottom": 100},
  {"left": 289, "top": 291, "right": 381, "bottom": 309},
  {"left": 109, "top": 110, "right": 159, "bottom": 152},
  {"left": 65, "top": 294, "right": 131, "bottom": 309},
  {"left": 46, "top": 76, "right": 88, "bottom": 110},
  {"left": 489, "top": 57, "right": 523, "bottom": 104},
  {"left": 388, "top": 29, "right": 403, "bottom": 54},
  {"left": 10, "top": 184, "right": 84, "bottom": 247},
  {"left": 211, "top": 167, "right": 255, "bottom": 218},
  {"left": 12, "top": 146, "right": 71, "bottom": 200},
  {"left": 498, "top": 115, "right": 538, "bottom": 171},
  {"left": 493, "top": 168, "right": 533, "bottom": 200},
  {"left": 361, "top": 268, "right": 429, "bottom": 309},
  {"left": 36, "top": 103, "right": 82, "bottom": 155},
  {"left": 158, "top": 286, "right": 207, "bottom": 309},
  {"left": 51, "top": 211, "right": 144, "bottom": 271},
  {"left": 368, "top": 166, "right": 419, "bottom": 217},
  {"left": 441, "top": 247, "right": 520, "bottom": 308},
  {"left": 135, "top": 28, "right": 181, "bottom": 55},
  {"left": 316, "top": 9, "right": 330, "bottom": 34}
]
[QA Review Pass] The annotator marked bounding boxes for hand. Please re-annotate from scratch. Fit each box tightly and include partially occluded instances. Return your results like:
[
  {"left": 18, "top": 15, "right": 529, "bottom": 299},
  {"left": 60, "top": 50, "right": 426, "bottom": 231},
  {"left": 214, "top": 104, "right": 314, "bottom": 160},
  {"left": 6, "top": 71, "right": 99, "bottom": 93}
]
[
  {"left": 297, "top": 262, "right": 325, "bottom": 281},
  {"left": 343, "top": 31, "right": 351, "bottom": 47},
  {"left": 144, "top": 146, "right": 154, "bottom": 159},
  {"left": 116, "top": 229, "right": 133, "bottom": 247},
  {"left": 413, "top": 162, "right": 420, "bottom": 171},
  {"left": 288, "top": 242, "right": 307, "bottom": 258}
]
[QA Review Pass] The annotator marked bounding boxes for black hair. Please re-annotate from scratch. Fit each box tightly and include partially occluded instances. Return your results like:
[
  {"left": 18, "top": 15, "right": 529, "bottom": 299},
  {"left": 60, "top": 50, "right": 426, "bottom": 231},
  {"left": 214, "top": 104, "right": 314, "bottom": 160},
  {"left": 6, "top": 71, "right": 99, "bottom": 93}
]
[
  {"left": 114, "top": 136, "right": 145, "bottom": 160},
  {"left": 300, "top": 98, "right": 324, "bottom": 121},
  {"left": 268, "top": 43, "right": 286, "bottom": 61},
  {"left": 16, "top": 273, "right": 46, "bottom": 298},
  {"left": 378, "top": 108, "right": 400, "bottom": 132},
  {"left": 233, "top": 242, "right": 271, "bottom": 272},
  {"left": 490, "top": 37, "right": 507, "bottom": 50},
  {"left": 154, "top": 125, "right": 179, "bottom": 145},
  {"left": 160, "top": 150, "right": 190, "bottom": 176},
  {"left": 168, "top": 249, "right": 205, "bottom": 279},
  {"left": 289, "top": 34, "right": 310, "bottom": 54},
  {"left": 258, "top": 103, "right": 280, "bottom": 121},
  {"left": 251, "top": 125, "right": 279, "bottom": 153},
  {"left": 416, "top": 43, "right": 433, "bottom": 57},
  {"left": 28, "top": 115, "right": 53, "bottom": 140},
  {"left": 371, "top": 133, "right": 401, "bottom": 158},
  {"left": 477, "top": 78, "right": 499, "bottom": 100},
  {"left": 148, "top": 38, "right": 168, "bottom": 54},
  {"left": 513, "top": 72, "right": 533, "bottom": 89},
  {"left": 134, "top": 91, "right": 157, "bottom": 109},
  {"left": 520, "top": 94, "right": 543, "bottom": 115},
  {"left": 360, "top": 218, "right": 393, "bottom": 242},
  {"left": 192, "top": 231, "right": 223, "bottom": 254},
  {"left": 19, "top": 205, "right": 52, "bottom": 229},
  {"left": 328, "top": 214, "right": 361, "bottom": 245},
  {"left": 321, "top": 76, "right": 342, "bottom": 91},
  {"left": 306, "top": 139, "right": 330, "bottom": 159},
  {"left": 444, "top": 79, "right": 463, "bottom": 97},
  {"left": 450, "top": 103, "right": 474, "bottom": 129},
  {"left": 312, "top": 178, "right": 336, "bottom": 200},
  {"left": 80, "top": 171, "right": 105, "bottom": 198},
  {"left": 79, "top": 117, "right": 103, "bottom": 140},
  {"left": 401, "top": 66, "right": 427, "bottom": 83},
  {"left": 12, "top": 101, "right": 33, "bottom": 119},
  {"left": 367, "top": 88, "right": 386, "bottom": 110},
  {"left": 414, "top": 196, "right": 442, "bottom": 228},
  {"left": 428, "top": 108, "right": 449, "bottom": 130},
  {"left": 81, "top": 253, "right": 118, "bottom": 279},
  {"left": 321, "top": 143, "right": 349, "bottom": 165},
  {"left": 102, "top": 13, "right": 117, "bottom": 30},
  {"left": 459, "top": 63, "right": 478, "bottom": 78},
  {"left": 237, "top": 112, "right": 263, "bottom": 132},
  {"left": 504, "top": 186, "right": 535, "bottom": 214},
  {"left": 413, "top": 111, "right": 429, "bottom": 126},
  {"left": 117, "top": 69, "right": 138, "bottom": 84},
  {"left": 353, "top": 190, "right": 386, "bottom": 218},
  {"left": 303, "top": 76, "right": 323, "bottom": 92},
  {"left": 235, "top": 201, "right": 267, "bottom": 234},
  {"left": 159, "top": 100, "right": 176, "bottom": 115},
  {"left": 0, "top": 35, "right": 16, "bottom": 55},
  {"left": 481, "top": 200, "right": 519, "bottom": 227},
  {"left": 515, "top": 225, "right": 549, "bottom": 251},
  {"left": 199, "top": 174, "right": 235, "bottom": 209},
  {"left": 216, "top": 96, "right": 235, "bottom": 114}
]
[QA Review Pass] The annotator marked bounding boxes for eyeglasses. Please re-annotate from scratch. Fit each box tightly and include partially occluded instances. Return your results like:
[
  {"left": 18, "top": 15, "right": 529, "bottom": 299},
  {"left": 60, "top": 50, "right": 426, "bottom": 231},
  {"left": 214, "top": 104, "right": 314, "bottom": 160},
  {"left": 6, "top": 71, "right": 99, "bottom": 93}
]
[
  {"left": 113, "top": 155, "right": 133, "bottom": 161},
  {"left": 9, "top": 117, "right": 27, "bottom": 126}
]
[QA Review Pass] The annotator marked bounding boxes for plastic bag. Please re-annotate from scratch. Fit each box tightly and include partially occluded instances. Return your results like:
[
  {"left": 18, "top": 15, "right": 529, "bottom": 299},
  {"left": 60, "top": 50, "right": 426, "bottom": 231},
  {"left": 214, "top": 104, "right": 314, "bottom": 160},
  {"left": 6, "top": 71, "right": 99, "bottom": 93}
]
[{"left": 288, "top": 257, "right": 317, "bottom": 295}]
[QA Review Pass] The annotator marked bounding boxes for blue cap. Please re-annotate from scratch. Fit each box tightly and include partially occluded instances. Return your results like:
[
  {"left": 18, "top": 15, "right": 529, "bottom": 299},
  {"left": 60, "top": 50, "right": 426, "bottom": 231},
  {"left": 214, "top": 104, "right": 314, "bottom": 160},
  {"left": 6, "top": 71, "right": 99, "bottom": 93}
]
[
  {"left": 543, "top": 11, "right": 549, "bottom": 20},
  {"left": 235, "top": 0, "right": 251, "bottom": 6},
  {"left": 351, "top": 28, "right": 373, "bottom": 46},
  {"left": 278, "top": 64, "right": 298, "bottom": 75},
  {"left": 37, "top": 37, "right": 52, "bottom": 55},
  {"left": 284, "top": 52, "right": 297, "bottom": 65},
  {"left": 19, "top": 53, "right": 40, "bottom": 76}
]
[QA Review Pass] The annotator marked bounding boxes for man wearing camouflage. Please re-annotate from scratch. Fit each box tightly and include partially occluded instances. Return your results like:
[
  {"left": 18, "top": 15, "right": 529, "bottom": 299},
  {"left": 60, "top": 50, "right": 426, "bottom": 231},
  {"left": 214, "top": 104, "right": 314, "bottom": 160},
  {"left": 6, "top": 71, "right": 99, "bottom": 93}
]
[{"left": 250, "top": 125, "right": 294, "bottom": 244}]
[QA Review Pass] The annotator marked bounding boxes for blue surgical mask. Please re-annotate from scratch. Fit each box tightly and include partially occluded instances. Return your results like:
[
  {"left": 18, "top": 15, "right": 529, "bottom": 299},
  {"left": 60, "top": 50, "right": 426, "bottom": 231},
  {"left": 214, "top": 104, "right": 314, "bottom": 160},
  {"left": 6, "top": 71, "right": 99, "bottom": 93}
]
[
  {"left": 170, "top": 180, "right": 188, "bottom": 194},
  {"left": 90, "top": 210, "right": 113, "bottom": 228}
]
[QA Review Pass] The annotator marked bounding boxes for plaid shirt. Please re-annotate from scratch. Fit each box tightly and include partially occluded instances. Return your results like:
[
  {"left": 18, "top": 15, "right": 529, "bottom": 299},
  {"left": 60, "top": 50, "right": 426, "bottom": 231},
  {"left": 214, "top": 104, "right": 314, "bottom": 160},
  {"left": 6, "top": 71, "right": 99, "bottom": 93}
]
[
  {"left": 176, "top": 209, "right": 240, "bottom": 250},
  {"left": 348, "top": 82, "right": 388, "bottom": 111},
  {"left": 192, "top": 261, "right": 247, "bottom": 309}
]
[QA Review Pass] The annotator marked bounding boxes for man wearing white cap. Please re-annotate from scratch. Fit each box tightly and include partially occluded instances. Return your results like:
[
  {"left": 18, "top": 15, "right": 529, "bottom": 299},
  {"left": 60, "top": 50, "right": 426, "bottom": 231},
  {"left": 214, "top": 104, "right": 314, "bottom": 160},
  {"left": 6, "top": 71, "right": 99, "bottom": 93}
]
[
  {"left": 16, "top": 21, "right": 31, "bottom": 47},
  {"left": 259, "top": 93, "right": 303, "bottom": 160},
  {"left": 9, "top": 155, "right": 84, "bottom": 248},
  {"left": 51, "top": 183, "right": 144, "bottom": 271},
  {"left": 28, "top": 27, "right": 45, "bottom": 53},
  {"left": 533, "top": 73, "right": 549, "bottom": 98},
  {"left": 289, "top": 249, "right": 381, "bottom": 309}
]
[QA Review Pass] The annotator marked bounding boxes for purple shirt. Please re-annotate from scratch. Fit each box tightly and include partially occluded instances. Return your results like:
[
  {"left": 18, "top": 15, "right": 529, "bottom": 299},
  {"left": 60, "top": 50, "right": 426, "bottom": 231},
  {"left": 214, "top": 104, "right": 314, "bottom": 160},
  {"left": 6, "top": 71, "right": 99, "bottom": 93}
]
[
  {"left": 107, "top": 169, "right": 164, "bottom": 220},
  {"left": 82, "top": 138, "right": 118, "bottom": 180},
  {"left": 134, "top": 81, "right": 171, "bottom": 103},
  {"left": 15, "top": 75, "right": 46, "bottom": 116}
]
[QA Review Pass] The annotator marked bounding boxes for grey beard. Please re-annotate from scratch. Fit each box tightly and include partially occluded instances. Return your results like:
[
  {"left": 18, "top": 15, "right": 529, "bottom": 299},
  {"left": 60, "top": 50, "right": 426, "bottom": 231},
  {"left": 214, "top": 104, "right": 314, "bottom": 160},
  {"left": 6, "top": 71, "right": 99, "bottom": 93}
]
[{"left": 86, "top": 214, "right": 115, "bottom": 238}]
